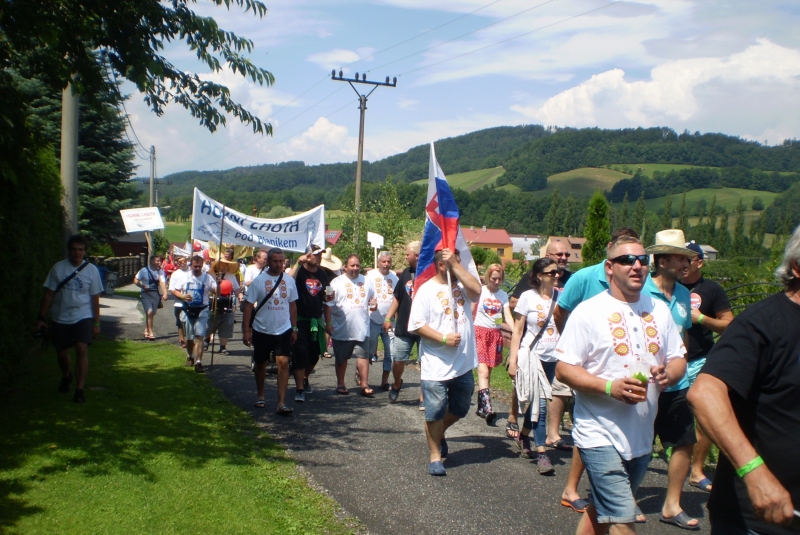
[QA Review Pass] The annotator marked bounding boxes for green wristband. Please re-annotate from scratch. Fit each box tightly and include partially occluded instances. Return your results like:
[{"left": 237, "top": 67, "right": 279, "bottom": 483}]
[
  {"left": 698, "top": 313, "right": 705, "bottom": 324},
  {"left": 606, "top": 380, "right": 612, "bottom": 396},
  {"left": 442, "top": 334, "right": 447, "bottom": 346},
  {"left": 736, "top": 456, "right": 764, "bottom": 477}
]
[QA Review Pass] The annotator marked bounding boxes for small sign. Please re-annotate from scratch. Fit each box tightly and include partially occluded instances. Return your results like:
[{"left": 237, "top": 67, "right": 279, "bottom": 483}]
[
  {"left": 120, "top": 207, "right": 165, "bottom": 233},
  {"left": 367, "top": 232, "right": 384, "bottom": 249}
]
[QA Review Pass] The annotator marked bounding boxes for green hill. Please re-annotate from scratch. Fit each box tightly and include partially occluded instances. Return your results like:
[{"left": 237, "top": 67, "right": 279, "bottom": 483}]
[
  {"left": 639, "top": 188, "right": 779, "bottom": 213},
  {"left": 607, "top": 163, "right": 716, "bottom": 178},
  {"left": 532, "top": 167, "right": 631, "bottom": 198},
  {"left": 411, "top": 166, "right": 508, "bottom": 192}
]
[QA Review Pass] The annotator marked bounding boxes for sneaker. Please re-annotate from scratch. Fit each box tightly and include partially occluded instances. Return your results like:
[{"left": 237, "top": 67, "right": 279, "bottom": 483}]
[
  {"left": 58, "top": 373, "right": 73, "bottom": 393},
  {"left": 370, "top": 354, "right": 378, "bottom": 363},
  {"left": 219, "top": 347, "right": 230, "bottom": 355},
  {"left": 185, "top": 356, "right": 195, "bottom": 367},
  {"left": 419, "top": 399, "right": 426, "bottom": 411},
  {"left": 303, "top": 378, "right": 312, "bottom": 395},
  {"left": 295, "top": 390, "right": 306, "bottom": 403},
  {"left": 73, "top": 389, "right": 86, "bottom": 403},
  {"left": 537, "top": 452, "right": 554, "bottom": 474},
  {"left": 195, "top": 362, "right": 205, "bottom": 374}
]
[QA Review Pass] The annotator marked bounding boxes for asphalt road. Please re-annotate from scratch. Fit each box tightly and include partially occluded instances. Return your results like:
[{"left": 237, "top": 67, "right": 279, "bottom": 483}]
[{"left": 103, "top": 289, "right": 713, "bottom": 535}]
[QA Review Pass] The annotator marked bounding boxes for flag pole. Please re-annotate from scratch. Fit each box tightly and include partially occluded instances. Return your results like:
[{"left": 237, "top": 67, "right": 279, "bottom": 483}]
[{"left": 210, "top": 204, "right": 226, "bottom": 368}]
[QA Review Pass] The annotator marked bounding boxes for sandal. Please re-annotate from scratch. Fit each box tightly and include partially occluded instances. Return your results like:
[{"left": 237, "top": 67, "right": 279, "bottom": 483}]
[
  {"left": 276, "top": 405, "right": 293, "bottom": 416},
  {"left": 336, "top": 386, "right": 349, "bottom": 395},
  {"left": 547, "top": 438, "right": 573, "bottom": 451},
  {"left": 515, "top": 433, "right": 532, "bottom": 459},
  {"left": 561, "top": 498, "right": 589, "bottom": 513},
  {"left": 505, "top": 421, "right": 520, "bottom": 439},
  {"left": 689, "top": 477, "right": 713, "bottom": 492},
  {"left": 254, "top": 399, "right": 266, "bottom": 408},
  {"left": 658, "top": 512, "right": 699, "bottom": 530},
  {"left": 360, "top": 387, "right": 375, "bottom": 397},
  {"left": 323, "top": 352, "right": 333, "bottom": 359}
]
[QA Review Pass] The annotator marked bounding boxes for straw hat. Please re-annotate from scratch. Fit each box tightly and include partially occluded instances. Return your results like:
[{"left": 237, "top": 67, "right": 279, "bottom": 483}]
[
  {"left": 209, "top": 258, "right": 240, "bottom": 275},
  {"left": 320, "top": 247, "right": 342, "bottom": 271},
  {"left": 645, "top": 229, "right": 695, "bottom": 256}
]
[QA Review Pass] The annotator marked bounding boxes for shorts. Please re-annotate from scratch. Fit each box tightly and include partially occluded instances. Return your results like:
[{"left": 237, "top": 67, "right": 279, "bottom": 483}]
[
  {"left": 392, "top": 334, "right": 419, "bottom": 363},
  {"left": 580, "top": 446, "right": 650, "bottom": 525},
  {"left": 206, "top": 311, "right": 234, "bottom": 339},
  {"left": 475, "top": 325, "right": 503, "bottom": 367},
  {"left": 174, "top": 306, "right": 183, "bottom": 328},
  {"left": 293, "top": 319, "right": 323, "bottom": 370},
  {"left": 141, "top": 291, "right": 161, "bottom": 314},
  {"left": 654, "top": 387, "right": 697, "bottom": 449},
  {"left": 551, "top": 377, "right": 573, "bottom": 397},
  {"left": 332, "top": 339, "right": 368, "bottom": 364},
  {"left": 252, "top": 329, "right": 293, "bottom": 364},
  {"left": 686, "top": 358, "right": 705, "bottom": 386},
  {"left": 52, "top": 318, "right": 94, "bottom": 351},
  {"left": 181, "top": 309, "right": 209, "bottom": 340},
  {"left": 421, "top": 371, "right": 475, "bottom": 422}
]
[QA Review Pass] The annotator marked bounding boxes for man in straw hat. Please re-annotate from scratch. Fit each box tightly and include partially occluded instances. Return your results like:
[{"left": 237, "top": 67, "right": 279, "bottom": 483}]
[
  {"left": 643, "top": 229, "right": 700, "bottom": 530},
  {"left": 206, "top": 248, "right": 241, "bottom": 355}
]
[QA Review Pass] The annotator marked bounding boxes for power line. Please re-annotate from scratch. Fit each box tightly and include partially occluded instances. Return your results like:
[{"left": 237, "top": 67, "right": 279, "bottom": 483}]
[{"left": 101, "top": 50, "right": 151, "bottom": 161}]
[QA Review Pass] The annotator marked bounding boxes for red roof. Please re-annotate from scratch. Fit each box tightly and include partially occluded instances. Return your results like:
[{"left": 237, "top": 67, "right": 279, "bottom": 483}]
[
  {"left": 461, "top": 227, "right": 512, "bottom": 246},
  {"left": 326, "top": 230, "right": 342, "bottom": 245}
]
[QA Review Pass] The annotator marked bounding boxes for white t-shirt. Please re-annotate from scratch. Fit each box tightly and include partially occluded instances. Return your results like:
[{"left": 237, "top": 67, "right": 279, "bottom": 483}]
[
  {"left": 135, "top": 266, "right": 165, "bottom": 292},
  {"left": 555, "top": 290, "right": 686, "bottom": 460},
  {"left": 177, "top": 272, "right": 216, "bottom": 307},
  {"left": 515, "top": 290, "right": 560, "bottom": 362},
  {"left": 326, "top": 274, "right": 374, "bottom": 341},
  {"left": 367, "top": 270, "right": 399, "bottom": 324},
  {"left": 43, "top": 259, "right": 104, "bottom": 324},
  {"left": 473, "top": 286, "right": 509, "bottom": 330},
  {"left": 244, "top": 264, "right": 263, "bottom": 287},
  {"left": 245, "top": 272, "right": 298, "bottom": 335},
  {"left": 409, "top": 279, "right": 476, "bottom": 381},
  {"left": 168, "top": 268, "right": 190, "bottom": 308}
]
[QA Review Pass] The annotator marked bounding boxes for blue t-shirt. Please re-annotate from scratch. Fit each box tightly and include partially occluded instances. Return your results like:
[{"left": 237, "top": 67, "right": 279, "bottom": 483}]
[
  {"left": 558, "top": 262, "right": 608, "bottom": 312},
  {"left": 643, "top": 275, "right": 692, "bottom": 391}
]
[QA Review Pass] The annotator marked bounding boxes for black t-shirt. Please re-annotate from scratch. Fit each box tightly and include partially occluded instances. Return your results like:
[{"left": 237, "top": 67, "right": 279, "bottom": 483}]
[
  {"left": 701, "top": 292, "right": 800, "bottom": 534},
  {"left": 393, "top": 266, "right": 418, "bottom": 338},
  {"left": 294, "top": 266, "right": 331, "bottom": 319},
  {"left": 512, "top": 268, "right": 571, "bottom": 302},
  {"left": 683, "top": 276, "right": 731, "bottom": 362}
]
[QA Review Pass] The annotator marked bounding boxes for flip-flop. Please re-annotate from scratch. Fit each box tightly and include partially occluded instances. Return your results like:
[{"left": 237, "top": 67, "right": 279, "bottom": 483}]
[
  {"left": 275, "top": 405, "right": 293, "bottom": 416},
  {"left": 547, "top": 438, "right": 573, "bottom": 451},
  {"left": 323, "top": 352, "right": 333, "bottom": 359},
  {"left": 360, "top": 388, "right": 375, "bottom": 397},
  {"left": 658, "top": 512, "right": 700, "bottom": 531},
  {"left": 561, "top": 498, "right": 589, "bottom": 513},
  {"left": 336, "top": 386, "right": 349, "bottom": 395},
  {"left": 505, "top": 421, "right": 520, "bottom": 439},
  {"left": 254, "top": 399, "right": 266, "bottom": 408},
  {"left": 689, "top": 477, "right": 713, "bottom": 492},
  {"left": 635, "top": 505, "right": 647, "bottom": 523}
]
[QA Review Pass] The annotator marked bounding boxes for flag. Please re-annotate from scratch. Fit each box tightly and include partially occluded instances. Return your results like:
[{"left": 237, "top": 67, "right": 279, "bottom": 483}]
[{"left": 414, "top": 143, "right": 478, "bottom": 294}]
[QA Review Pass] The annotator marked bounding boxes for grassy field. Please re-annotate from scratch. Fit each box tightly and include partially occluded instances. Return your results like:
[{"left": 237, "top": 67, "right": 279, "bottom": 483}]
[
  {"left": 531, "top": 167, "right": 631, "bottom": 198},
  {"left": 635, "top": 187, "right": 779, "bottom": 214},
  {"left": 162, "top": 221, "right": 191, "bottom": 244},
  {"left": 0, "top": 340, "right": 354, "bottom": 534},
  {"left": 605, "top": 163, "right": 715, "bottom": 178},
  {"left": 411, "top": 166, "right": 507, "bottom": 192}
]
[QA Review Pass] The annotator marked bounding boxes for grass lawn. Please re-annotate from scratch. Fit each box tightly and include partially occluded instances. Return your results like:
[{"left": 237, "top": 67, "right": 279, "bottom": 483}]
[
  {"left": 162, "top": 221, "right": 191, "bottom": 244},
  {"left": 411, "top": 166, "right": 507, "bottom": 192},
  {"left": 637, "top": 187, "right": 778, "bottom": 214},
  {"left": 532, "top": 167, "right": 631, "bottom": 198},
  {"left": 0, "top": 340, "right": 354, "bottom": 535}
]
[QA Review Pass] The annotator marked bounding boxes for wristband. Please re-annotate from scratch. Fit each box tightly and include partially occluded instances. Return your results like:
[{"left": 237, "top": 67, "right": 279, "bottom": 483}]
[
  {"left": 606, "top": 380, "right": 612, "bottom": 396},
  {"left": 442, "top": 334, "right": 447, "bottom": 345},
  {"left": 292, "top": 327, "right": 298, "bottom": 332},
  {"left": 736, "top": 456, "right": 764, "bottom": 477},
  {"left": 697, "top": 313, "right": 705, "bottom": 324}
]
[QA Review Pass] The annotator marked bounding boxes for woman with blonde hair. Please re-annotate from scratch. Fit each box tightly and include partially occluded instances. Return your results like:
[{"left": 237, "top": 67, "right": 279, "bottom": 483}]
[{"left": 473, "top": 263, "right": 514, "bottom": 425}]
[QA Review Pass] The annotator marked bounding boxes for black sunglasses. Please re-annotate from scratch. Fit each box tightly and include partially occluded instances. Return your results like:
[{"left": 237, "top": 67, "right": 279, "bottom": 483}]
[
  {"left": 610, "top": 254, "right": 649, "bottom": 266},
  {"left": 541, "top": 270, "right": 559, "bottom": 276}
]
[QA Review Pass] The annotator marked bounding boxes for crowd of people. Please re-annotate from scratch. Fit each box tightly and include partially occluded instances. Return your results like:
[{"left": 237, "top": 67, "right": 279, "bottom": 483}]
[{"left": 38, "top": 223, "right": 800, "bottom": 534}]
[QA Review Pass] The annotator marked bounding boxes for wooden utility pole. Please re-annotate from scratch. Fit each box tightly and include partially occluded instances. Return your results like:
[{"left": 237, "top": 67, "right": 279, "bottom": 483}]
[{"left": 60, "top": 81, "right": 80, "bottom": 241}]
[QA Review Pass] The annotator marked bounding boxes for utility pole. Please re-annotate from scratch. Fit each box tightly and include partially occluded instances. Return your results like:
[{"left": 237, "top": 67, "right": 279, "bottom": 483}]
[
  {"left": 146, "top": 145, "right": 155, "bottom": 259},
  {"left": 60, "top": 81, "right": 80, "bottom": 242},
  {"left": 331, "top": 71, "right": 396, "bottom": 239}
]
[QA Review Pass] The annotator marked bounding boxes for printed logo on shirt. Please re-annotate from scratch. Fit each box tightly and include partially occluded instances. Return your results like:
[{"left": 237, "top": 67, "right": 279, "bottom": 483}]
[
  {"left": 690, "top": 293, "right": 702, "bottom": 310},
  {"left": 677, "top": 302, "right": 688, "bottom": 318},
  {"left": 305, "top": 278, "right": 322, "bottom": 296},
  {"left": 405, "top": 280, "right": 413, "bottom": 297},
  {"left": 482, "top": 298, "right": 502, "bottom": 316}
]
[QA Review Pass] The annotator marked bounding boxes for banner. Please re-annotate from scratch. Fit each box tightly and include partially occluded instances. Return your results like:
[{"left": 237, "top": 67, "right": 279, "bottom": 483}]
[
  {"left": 191, "top": 188, "right": 325, "bottom": 253},
  {"left": 120, "top": 207, "right": 165, "bottom": 233}
]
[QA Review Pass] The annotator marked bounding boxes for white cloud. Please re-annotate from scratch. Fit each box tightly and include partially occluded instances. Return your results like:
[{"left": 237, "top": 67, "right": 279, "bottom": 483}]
[{"left": 307, "top": 48, "right": 377, "bottom": 71}]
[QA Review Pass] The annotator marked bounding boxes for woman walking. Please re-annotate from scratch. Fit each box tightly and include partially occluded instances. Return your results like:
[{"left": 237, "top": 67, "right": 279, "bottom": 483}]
[
  {"left": 473, "top": 264, "right": 514, "bottom": 425},
  {"left": 507, "top": 258, "right": 560, "bottom": 474},
  {"left": 134, "top": 255, "right": 168, "bottom": 340}
]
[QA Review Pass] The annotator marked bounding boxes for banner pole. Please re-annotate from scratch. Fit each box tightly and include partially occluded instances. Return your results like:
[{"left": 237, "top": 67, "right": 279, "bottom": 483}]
[{"left": 210, "top": 204, "right": 226, "bottom": 368}]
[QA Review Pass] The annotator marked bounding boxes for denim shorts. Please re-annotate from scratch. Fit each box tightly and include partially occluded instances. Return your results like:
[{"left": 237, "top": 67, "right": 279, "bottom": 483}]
[
  {"left": 391, "top": 334, "right": 418, "bottom": 363},
  {"left": 332, "top": 339, "right": 368, "bottom": 364},
  {"left": 181, "top": 309, "right": 209, "bottom": 339},
  {"left": 420, "top": 371, "right": 475, "bottom": 422},
  {"left": 579, "top": 446, "right": 650, "bottom": 525}
]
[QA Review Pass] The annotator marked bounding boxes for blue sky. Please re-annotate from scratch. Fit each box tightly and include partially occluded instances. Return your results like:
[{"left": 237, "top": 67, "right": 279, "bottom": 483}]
[{"left": 124, "top": 0, "right": 800, "bottom": 176}]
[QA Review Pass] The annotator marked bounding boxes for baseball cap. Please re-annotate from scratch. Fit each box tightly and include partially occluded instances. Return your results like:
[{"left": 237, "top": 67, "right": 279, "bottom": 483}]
[
  {"left": 685, "top": 241, "right": 704, "bottom": 259},
  {"left": 306, "top": 244, "right": 323, "bottom": 255}
]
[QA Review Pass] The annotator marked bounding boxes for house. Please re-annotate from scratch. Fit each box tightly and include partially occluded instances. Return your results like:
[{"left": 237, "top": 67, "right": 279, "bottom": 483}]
[
  {"left": 325, "top": 229, "right": 342, "bottom": 246},
  {"left": 461, "top": 226, "right": 513, "bottom": 263},
  {"left": 110, "top": 232, "right": 148, "bottom": 257},
  {"left": 699, "top": 244, "right": 719, "bottom": 261},
  {"left": 539, "top": 236, "right": 587, "bottom": 265},
  {"left": 509, "top": 234, "right": 543, "bottom": 261}
]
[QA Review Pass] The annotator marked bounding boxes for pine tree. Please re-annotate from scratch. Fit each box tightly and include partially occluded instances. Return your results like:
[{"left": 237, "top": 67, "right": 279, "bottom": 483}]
[
  {"left": 545, "top": 187, "right": 562, "bottom": 237},
  {"left": 582, "top": 191, "right": 611, "bottom": 266},
  {"left": 678, "top": 193, "right": 690, "bottom": 233},
  {"left": 706, "top": 196, "right": 718, "bottom": 243},
  {"left": 659, "top": 198, "right": 673, "bottom": 231},
  {"left": 731, "top": 200, "right": 747, "bottom": 256},
  {"left": 619, "top": 192, "right": 630, "bottom": 229},
  {"left": 561, "top": 192, "right": 577, "bottom": 236},
  {"left": 716, "top": 211, "right": 731, "bottom": 257},
  {"left": 633, "top": 192, "right": 646, "bottom": 237}
]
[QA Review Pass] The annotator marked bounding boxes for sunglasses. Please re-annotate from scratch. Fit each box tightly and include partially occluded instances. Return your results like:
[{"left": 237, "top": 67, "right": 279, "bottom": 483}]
[
  {"left": 541, "top": 270, "right": 559, "bottom": 276},
  {"left": 610, "top": 254, "right": 649, "bottom": 266}
]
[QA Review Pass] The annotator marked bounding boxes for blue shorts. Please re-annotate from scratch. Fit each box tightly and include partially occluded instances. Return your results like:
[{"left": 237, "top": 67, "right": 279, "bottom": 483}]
[
  {"left": 181, "top": 309, "right": 209, "bottom": 339},
  {"left": 579, "top": 446, "right": 650, "bottom": 525},
  {"left": 686, "top": 358, "right": 705, "bottom": 386},
  {"left": 391, "top": 334, "right": 418, "bottom": 363},
  {"left": 420, "top": 371, "right": 475, "bottom": 422}
]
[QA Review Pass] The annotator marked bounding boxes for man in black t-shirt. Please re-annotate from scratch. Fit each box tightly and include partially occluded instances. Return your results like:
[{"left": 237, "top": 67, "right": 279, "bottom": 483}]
[
  {"left": 681, "top": 241, "right": 733, "bottom": 492},
  {"left": 382, "top": 241, "right": 421, "bottom": 404},
  {"left": 288, "top": 244, "right": 332, "bottom": 394},
  {"left": 688, "top": 228, "right": 800, "bottom": 534}
]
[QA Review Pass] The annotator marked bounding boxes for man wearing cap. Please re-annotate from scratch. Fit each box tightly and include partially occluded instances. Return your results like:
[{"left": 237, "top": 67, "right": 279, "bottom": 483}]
[
  {"left": 681, "top": 241, "right": 733, "bottom": 492},
  {"left": 288, "top": 244, "right": 333, "bottom": 398},
  {"left": 644, "top": 229, "right": 698, "bottom": 530}
]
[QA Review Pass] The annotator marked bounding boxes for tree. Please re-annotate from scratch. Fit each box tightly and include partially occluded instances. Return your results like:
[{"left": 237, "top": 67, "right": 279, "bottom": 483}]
[
  {"left": 1, "top": 0, "right": 275, "bottom": 134},
  {"left": 367, "top": 176, "right": 408, "bottom": 252},
  {"left": 619, "top": 192, "right": 630, "bottom": 229},
  {"left": 659, "top": 197, "right": 673, "bottom": 231},
  {"left": 678, "top": 193, "right": 690, "bottom": 233},
  {"left": 545, "top": 187, "right": 562, "bottom": 237},
  {"left": 731, "top": 200, "right": 747, "bottom": 256},
  {"left": 582, "top": 191, "right": 611, "bottom": 267},
  {"left": 716, "top": 211, "right": 731, "bottom": 257},
  {"left": 752, "top": 196, "right": 764, "bottom": 211},
  {"left": 633, "top": 192, "right": 646, "bottom": 236},
  {"left": 561, "top": 192, "right": 578, "bottom": 236},
  {"left": 706, "top": 196, "right": 718, "bottom": 243}
]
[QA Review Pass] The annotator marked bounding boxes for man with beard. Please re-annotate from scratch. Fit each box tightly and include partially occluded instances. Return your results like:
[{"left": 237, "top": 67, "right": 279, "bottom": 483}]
[{"left": 172, "top": 255, "right": 217, "bottom": 373}]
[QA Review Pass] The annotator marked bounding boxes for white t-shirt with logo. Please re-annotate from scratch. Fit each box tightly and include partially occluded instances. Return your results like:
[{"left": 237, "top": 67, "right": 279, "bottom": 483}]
[
  {"left": 515, "top": 290, "right": 560, "bottom": 362},
  {"left": 409, "top": 279, "right": 476, "bottom": 381},
  {"left": 246, "top": 272, "right": 298, "bottom": 335},
  {"left": 136, "top": 266, "right": 165, "bottom": 292},
  {"left": 178, "top": 272, "right": 216, "bottom": 307},
  {"left": 367, "top": 270, "right": 399, "bottom": 324},
  {"left": 555, "top": 290, "right": 686, "bottom": 460},
  {"left": 44, "top": 259, "right": 104, "bottom": 324},
  {"left": 473, "top": 286, "right": 509, "bottom": 330},
  {"left": 326, "top": 274, "right": 374, "bottom": 341},
  {"left": 168, "top": 268, "right": 190, "bottom": 308}
]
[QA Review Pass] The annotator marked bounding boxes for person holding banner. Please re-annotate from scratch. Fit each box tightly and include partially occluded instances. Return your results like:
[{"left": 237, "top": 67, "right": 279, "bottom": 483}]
[
  {"left": 172, "top": 255, "right": 217, "bottom": 373},
  {"left": 408, "top": 248, "right": 481, "bottom": 476},
  {"left": 134, "top": 255, "right": 167, "bottom": 340}
]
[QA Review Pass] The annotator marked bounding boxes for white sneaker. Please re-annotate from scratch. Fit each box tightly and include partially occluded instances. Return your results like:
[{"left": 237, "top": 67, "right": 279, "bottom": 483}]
[{"left": 294, "top": 391, "right": 306, "bottom": 403}]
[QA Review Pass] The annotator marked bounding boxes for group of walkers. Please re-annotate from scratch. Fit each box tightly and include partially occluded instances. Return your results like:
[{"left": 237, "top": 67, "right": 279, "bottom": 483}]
[{"left": 38, "top": 221, "right": 800, "bottom": 535}]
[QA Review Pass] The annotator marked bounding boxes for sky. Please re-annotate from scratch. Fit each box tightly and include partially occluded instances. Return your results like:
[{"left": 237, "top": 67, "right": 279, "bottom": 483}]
[{"left": 123, "top": 0, "right": 800, "bottom": 177}]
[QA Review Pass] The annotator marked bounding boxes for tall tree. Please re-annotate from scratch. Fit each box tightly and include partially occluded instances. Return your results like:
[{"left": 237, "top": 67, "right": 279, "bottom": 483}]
[
  {"left": 561, "top": 192, "right": 578, "bottom": 236},
  {"left": 633, "top": 192, "right": 646, "bottom": 237},
  {"left": 731, "top": 200, "right": 747, "bottom": 256},
  {"left": 716, "top": 211, "right": 731, "bottom": 257},
  {"left": 368, "top": 176, "right": 408, "bottom": 252},
  {"left": 545, "top": 187, "right": 562, "bottom": 237},
  {"left": 659, "top": 197, "right": 673, "bottom": 230},
  {"left": 678, "top": 193, "right": 690, "bottom": 232},
  {"left": 706, "top": 196, "right": 718, "bottom": 243},
  {"left": 582, "top": 191, "right": 611, "bottom": 267},
  {"left": 619, "top": 191, "right": 630, "bottom": 229}
]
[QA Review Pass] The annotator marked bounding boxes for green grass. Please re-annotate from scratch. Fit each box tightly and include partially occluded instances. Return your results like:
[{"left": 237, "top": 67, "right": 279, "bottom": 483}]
[
  {"left": 606, "top": 163, "right": 716, "bottom": 178},
  {"left": 532, "top": 167, "right": 631, "bottom": 198},
  {"left": 162, "top": 221, "right": 191, "bottom": 244},
  {"left": 113, "top": 290, "right": 140, "bottom": 299},
  {"left": 0, "top": 340, "right": 354, "bottom": 534},
  {"left": 411, "top": 166, "right": 507, "bottom": 192},
  {"left": 638, "top": 187, "right": 778, "bottom": 214}
]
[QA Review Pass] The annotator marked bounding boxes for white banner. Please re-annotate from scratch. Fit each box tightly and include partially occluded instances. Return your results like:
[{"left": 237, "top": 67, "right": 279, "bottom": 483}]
[
  {"left": 191, "top": 188, "right": 325, "bottom": 253},
  {"left": 120, "top": 207, "right": 165, "bottom": 233}
]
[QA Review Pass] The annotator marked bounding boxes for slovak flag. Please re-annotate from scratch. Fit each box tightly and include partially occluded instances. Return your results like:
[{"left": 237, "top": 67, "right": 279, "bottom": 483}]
[{"left": 414, "top": 143, "right": 478, "bottom": 294}]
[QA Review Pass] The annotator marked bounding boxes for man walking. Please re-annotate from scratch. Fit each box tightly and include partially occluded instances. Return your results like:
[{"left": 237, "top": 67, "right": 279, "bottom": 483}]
[
  {"left": 382, "top": 241, "right": 421, "bottom": 404},
  {"left": 243, "top": 247, "right": 299, "bottom": 415},
  {"left": 167, "top": 254, "right": 190, "bottom": 350},
  {"left": 409, "top": 248, "right": 482, "bottom": 476},
  {"left": 368, "top": 251, "right": 399, "bottom": 390},
  {"left": 172, "top": 255, "right": 217, "bottom": 373},
  {"left": 688, "top": 226, "right": 800, "bottom": 534},
  {"left": 556, "top": 235, "right": 687, "bottom": 534},
  {"left": 36, "top": 234, "right": 104, "bottom": 403}
]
